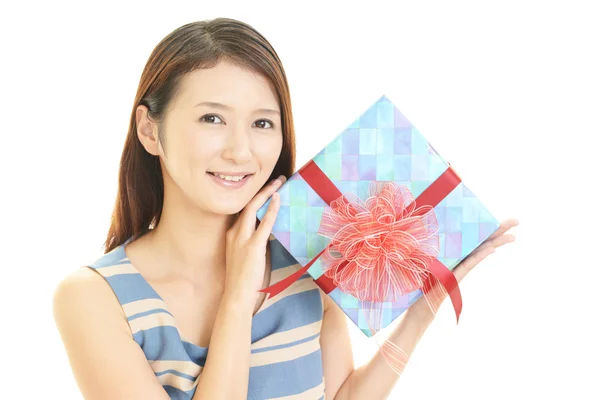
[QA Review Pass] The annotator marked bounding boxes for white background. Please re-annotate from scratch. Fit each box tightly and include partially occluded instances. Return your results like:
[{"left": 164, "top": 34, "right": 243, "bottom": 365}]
[{"left": 1, "top": 0, "right": 599, "bottom": 399}]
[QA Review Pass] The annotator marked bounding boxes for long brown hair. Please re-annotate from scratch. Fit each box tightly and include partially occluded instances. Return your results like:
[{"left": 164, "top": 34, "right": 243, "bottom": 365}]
[{"left": 104, "top": 18, "right": 296, "bottom": 253}]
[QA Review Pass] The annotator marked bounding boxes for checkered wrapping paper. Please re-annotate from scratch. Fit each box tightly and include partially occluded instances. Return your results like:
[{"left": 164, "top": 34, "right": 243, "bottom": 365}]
[{"left": 257, "top": 94, "right": 499, "bottom": 337}]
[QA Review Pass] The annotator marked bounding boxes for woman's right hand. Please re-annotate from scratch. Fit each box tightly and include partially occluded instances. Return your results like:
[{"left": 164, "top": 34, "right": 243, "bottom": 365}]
[{"left": 224, "top": 174, "right": 286, "bottom": 302}]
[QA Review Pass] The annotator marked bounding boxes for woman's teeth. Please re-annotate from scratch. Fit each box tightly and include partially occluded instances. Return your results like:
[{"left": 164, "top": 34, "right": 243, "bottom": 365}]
[{"left": 210, "top": 172, "right": 246, "bottom": 181}]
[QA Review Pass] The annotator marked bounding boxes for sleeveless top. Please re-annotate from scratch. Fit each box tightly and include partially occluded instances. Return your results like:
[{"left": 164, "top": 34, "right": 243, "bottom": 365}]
[{"left": 86, "top": 234, "right": 326, "bottom": 400}]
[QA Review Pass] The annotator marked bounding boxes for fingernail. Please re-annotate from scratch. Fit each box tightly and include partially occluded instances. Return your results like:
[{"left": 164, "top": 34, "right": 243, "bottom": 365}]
[{"left": 271, "top": 178, "right": 282, "bottom": 186}]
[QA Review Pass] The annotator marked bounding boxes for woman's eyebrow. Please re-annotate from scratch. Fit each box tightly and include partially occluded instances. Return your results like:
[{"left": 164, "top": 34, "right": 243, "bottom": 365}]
[{"left": 194, "top": 101, "right": 280, "bottom": 115}]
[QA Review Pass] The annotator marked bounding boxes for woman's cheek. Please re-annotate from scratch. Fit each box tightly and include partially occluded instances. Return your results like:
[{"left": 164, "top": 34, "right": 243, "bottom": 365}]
[{"left": 257, "top": 134, "right": 283, "bottom": 162}]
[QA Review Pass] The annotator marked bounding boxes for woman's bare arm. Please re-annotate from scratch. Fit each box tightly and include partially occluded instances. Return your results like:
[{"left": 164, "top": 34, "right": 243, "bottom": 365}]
[
  {"left": 192, "top": 289, "right": 256, "bottom": 399},
  {"left": 53, "top": 267, "right": 171, "bottom": 400}
]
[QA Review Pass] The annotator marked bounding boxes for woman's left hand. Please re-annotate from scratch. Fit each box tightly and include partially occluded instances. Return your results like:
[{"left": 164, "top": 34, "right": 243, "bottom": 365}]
[{"left": 452, "top": 218, "right": 519, "bottom": 283}]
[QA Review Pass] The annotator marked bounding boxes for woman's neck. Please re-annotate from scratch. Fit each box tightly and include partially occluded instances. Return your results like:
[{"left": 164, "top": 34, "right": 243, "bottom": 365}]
[{"left": 141, "top": 193, "right": 239, "bottom": 282}]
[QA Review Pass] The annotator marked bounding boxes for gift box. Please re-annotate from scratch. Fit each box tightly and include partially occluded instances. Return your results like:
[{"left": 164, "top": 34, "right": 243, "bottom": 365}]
[{"left": 257, "top": 94, "right": 499, "bottom": 337}]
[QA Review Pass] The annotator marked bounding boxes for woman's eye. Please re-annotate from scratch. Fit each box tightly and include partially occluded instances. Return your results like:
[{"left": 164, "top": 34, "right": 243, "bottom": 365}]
[
  {"left": 254, "top": 119, "right": 274, "bottom": 129},
  {"left": 200, "top": 114, "right": 223, "bottom": 124}
]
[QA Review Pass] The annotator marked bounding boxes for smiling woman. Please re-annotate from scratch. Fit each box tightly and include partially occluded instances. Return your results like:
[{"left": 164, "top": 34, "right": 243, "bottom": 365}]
[{"left": 51, "top": 18, "right": 337, "bottom": 400}]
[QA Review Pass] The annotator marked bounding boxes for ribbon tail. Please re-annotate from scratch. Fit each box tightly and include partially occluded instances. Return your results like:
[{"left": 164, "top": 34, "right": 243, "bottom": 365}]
[
  {"left": 259, "top": 247, "right": 327, "bottom": 299},
  {"left": 360, "top": 299, "right": 409, "bottom": 376},
  {"left": 424, "top": 259, "right": 462, "bottom": 323},
  {"left": 422, "top": 274, "right": 447, "bottom": 316},
  {"left": 377, "top": 337, "right": 409, "bottom": 375}
]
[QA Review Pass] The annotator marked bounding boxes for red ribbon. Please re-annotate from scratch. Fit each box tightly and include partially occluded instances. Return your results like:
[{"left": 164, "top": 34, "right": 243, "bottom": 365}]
[{"left": 259, "top": 160, "right": 464, "bottom": 322}]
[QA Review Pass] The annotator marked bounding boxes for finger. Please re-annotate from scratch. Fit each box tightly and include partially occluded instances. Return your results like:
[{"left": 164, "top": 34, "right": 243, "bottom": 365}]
[
  {"left": 240, "top": 175, "right": 286, "bottom": 229},
  {"left": 493, "top": 233, "right": 516, "bottom": 247},
  {"left": 488, "top": 218, "right": 519, "bottom": 240},
  {"left": 474, "top": 232, "right": 516, "bottom": 256},
  {"left": 454, "top": 245, "right": 496, "bottom": 280},
  {"left": 255, "top": 192, "right": 280, "bottom": 243},
  {"left": 471, "top": 234, "right": 515, "bottom": 260},
  {"left": 488, "top": 219, "right": 518, "bottom": 240},
  {"left": 485, "top": 231, "right": 517, "bottom": 249},
  {"left": 248, "top": 175, "right": 286, "bottom": 212}
]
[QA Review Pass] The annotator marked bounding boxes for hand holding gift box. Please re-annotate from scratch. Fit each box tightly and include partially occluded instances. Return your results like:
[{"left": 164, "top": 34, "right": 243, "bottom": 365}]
[{"left": 257, "top": 94, "right": 509, "bottom": 373}]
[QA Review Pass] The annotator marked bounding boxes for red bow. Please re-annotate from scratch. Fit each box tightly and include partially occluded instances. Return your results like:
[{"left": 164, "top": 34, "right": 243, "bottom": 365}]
[{"left": 318, "top": 181, "right": 442, "bottom": 303}]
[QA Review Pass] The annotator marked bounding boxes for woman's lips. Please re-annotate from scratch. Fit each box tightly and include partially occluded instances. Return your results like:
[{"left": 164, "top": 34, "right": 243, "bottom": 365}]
[{"left": 207, "top": 172, "right": 252, "bottom": 189}]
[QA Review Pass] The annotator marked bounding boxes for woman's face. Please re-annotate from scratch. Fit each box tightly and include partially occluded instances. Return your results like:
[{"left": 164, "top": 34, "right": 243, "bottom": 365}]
[{"left": 148, "top": 60, "right": 283, "bottom": 215}]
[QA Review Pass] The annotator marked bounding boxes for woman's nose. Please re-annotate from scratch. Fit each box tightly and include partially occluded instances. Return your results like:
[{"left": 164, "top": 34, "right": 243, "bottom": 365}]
[{"left": 222, "top": 126, "right": 252, "bottom": 164}]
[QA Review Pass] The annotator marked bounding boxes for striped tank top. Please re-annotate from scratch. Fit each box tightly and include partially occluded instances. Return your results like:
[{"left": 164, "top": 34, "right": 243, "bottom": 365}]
[{"left": 87, "top": 234, "right": 325, "bottom": 400}]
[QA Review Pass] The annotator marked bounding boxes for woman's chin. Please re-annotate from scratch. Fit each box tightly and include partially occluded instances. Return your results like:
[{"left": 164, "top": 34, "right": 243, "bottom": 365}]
[{"left": 206, "top": 201, "right": 248, "bottom": 216}]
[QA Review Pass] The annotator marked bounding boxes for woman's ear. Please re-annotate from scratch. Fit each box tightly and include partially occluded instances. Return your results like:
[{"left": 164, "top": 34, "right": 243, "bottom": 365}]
[{"left": 136, "top": 105, "right": 161, "bottom": 156}]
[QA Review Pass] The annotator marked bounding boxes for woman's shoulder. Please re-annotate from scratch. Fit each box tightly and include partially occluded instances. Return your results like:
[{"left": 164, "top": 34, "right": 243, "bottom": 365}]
[
  {"left": 52, "top": 243, "right": 131, "bottom": 338},
  {"left": 53, "top": 239, "right": 132, "bottom": 320},
  {"left": 52, "top": 265, "right": 129, "bottom": 329}
]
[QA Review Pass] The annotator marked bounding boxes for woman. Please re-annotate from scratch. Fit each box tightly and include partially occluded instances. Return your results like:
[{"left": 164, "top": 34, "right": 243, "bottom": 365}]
[{"left": 52, "top": 18, "right": 518, "bottom": 400}]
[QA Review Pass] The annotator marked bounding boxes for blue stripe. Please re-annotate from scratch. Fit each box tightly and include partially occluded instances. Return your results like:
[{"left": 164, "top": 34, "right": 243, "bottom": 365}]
[
  {"left": 113, "top": 258, "right": 134, "bottom": 266},
  {"left": 133, "top": 326, "right": 206, "bottom": 363},
  {"left": 181, "top": 341, "right": 209, "bottom": 363},
  {"left": 105, "top": 274, "right": 162, "bottom": 304},
  {"left": 251, "top": 332, "right": 320, "bottom": 354},
  {"left": 248, "top": 349, "right": 324, "bottom": 398},
  {"left": 155, "top": 369, "right": 196, "bottom": 381},
  {"left": 127, "top": 308, "right": 172, "bottom": 321},
  {"left": 164, "top": 386, "right": 196, "bottom": 400},
  {"left": 89, "top": 246, "right": 126, "bottom": 268},
  {"left": 251, "top": 289, "right": 322, "bottom": 342}
]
